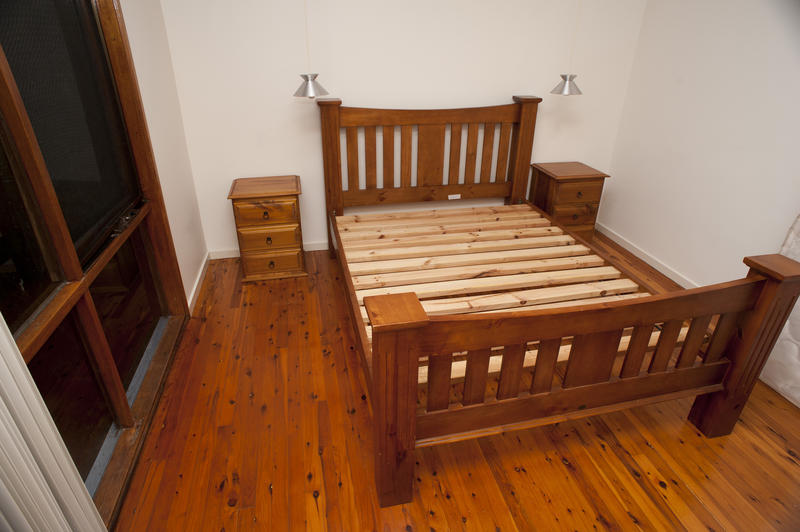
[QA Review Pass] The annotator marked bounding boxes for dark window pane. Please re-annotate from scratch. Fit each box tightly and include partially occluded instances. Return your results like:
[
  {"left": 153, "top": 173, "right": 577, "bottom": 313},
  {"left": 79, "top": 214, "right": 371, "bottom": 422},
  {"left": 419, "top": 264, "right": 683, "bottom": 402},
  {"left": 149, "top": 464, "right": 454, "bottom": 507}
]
[
  {"left": 0, "top": 0, "right": 141, "bottom": 264},
  {"left": 90, "top": 230, "right": 161, "bottom": 389},
  {"left": 0, "top": 121, "right": 60, "bottom": 332},
  {"left": 28, "top": 310, "right": 114, "bottom": 479}
]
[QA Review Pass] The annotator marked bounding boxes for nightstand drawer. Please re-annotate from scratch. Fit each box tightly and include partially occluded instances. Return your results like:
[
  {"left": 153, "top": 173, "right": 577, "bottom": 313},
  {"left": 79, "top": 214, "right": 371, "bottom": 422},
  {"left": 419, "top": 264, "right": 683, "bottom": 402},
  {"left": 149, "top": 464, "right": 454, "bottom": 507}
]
[
  {"left": 237, "top": 224, "right": 301, "bottom": 252},
  {"left": 553, "top": 181, "right": 604, "bottom": 204},
  {"left": 241, "top": 249, "right": 304, "bottom": 277},
  {"left": 233, "top": 197, "right": 298, "bottom": 226},
  {"left": 552, "top": 203, "right": 598, "bottom": 226}
]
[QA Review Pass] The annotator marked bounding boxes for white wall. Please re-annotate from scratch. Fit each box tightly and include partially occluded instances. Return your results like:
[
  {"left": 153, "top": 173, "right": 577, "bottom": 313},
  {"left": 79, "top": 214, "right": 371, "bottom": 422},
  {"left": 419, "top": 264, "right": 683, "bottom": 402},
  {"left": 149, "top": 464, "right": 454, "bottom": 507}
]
[
  {"left": 601, "top": 0, "right": 800, "bottom": 287},
  {"left": 158, "top": 0, "right": 646, "bottom": 254},
  {"left": 120, "top": 0, "right": 208, "bottom": 302}
]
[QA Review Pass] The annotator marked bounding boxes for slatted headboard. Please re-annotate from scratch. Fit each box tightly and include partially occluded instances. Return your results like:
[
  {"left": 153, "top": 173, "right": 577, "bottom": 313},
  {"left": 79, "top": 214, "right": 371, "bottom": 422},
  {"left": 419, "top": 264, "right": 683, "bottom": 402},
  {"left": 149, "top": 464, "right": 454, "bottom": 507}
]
[{"left": 317, "top": 96, "right": 542, "bottom": 247}]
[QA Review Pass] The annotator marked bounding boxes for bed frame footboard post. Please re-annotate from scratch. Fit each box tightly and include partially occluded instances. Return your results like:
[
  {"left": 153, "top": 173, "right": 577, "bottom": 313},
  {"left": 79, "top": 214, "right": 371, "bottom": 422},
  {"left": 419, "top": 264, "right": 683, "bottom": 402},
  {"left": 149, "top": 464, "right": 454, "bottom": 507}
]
[
  {"left": 364, "top": 293, "right": 429, "bottom": 507},
  {"left": 318, "top": 98, "right": 343, "bottom": 255},
  {"left": 689, "top": 254, "right": 800, "bottom": 437},
  {"left": 508, "top": 95, "right": 542, "bottom": 204}
]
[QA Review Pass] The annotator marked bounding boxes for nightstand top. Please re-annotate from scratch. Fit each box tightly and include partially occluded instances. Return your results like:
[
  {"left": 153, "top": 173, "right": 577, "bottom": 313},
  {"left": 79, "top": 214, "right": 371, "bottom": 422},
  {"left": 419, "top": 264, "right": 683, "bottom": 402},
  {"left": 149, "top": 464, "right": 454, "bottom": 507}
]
[
  {"left": 228, "top": 175, "right": 301, "bottom": 200},
  {"left": 531, "top": 162, "right": 609, "bottom": 181}
]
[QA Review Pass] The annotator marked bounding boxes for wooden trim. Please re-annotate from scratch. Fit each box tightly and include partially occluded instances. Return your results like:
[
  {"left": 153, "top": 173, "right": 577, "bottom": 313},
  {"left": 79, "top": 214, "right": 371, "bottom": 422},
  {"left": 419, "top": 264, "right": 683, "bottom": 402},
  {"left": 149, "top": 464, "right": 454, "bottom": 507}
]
[
  {"left": 0, "top": 46, "right": 82, "bottom": 280},
  {"left": 14, "top": 204, "right": 151, "bottom": 363},
  {"left": 339, "top": 103, "right": 520, "bottom": 127},
  {"left": 74, "top": 295, "right": 134, "bottom": 427},
  {"left": 92, "top": 315, "right": 185, "bottom": 528},
  {"left": 94, "top": 0, "right": 188, "bottom": 317}
]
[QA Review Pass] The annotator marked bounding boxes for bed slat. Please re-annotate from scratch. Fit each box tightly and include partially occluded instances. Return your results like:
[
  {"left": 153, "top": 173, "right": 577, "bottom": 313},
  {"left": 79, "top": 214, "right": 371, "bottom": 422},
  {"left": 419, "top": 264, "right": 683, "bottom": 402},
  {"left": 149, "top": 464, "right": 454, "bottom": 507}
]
[
  {"left": 649, "top": 320, "right": 683, "bottom": 372},
  {"left": 497, "top": 344, "right": 526, "bottom": 399},
  {"left": 400, "top": 125, "right": 412, "bottom": 187},
  {"left": 338, "top": 210, "right": 540, "bottom": 232},
  {"left": 530, "top": 338, "right": 561, "bottom": 394},
  {"left": 462, "top": 348, "right": 491, "bottom": 405},
  {"left": 619, "top": 324, "right": 653, "bottom": 378},
  {"left": 495, "top": 123, "right": 512, "bottom": 181},
  {"left": 382, "top": 126, "right": 395, "bottom": 188},
  {"left": 344, "top": 234, "right": 575, "bottom": 262},
  {"left": 417, "top": 124, "right": 446, "bottom": 186},
  {"left": 677, "top": 314, "right": 712, "bottom": 368},
  {"left": 448, "top": 123, "right": 462, "bottom": 184},
  {"left": 345, "top": 127, "right": 359, "bottom": 192},
  {"left": 365, "top": 126, "right": 377, "bottom": 189},
  {"left": 465, "top": 124, "right": 479, "bottom": 183},
  {"left": 479, "top": 123, "right": 496, "bottom": 183},
  {"left": 563, "top": 329, "right": 625, "bottom": 387},
  {"left": 341, "top": 223, "right": 559, "bottom": 250}
]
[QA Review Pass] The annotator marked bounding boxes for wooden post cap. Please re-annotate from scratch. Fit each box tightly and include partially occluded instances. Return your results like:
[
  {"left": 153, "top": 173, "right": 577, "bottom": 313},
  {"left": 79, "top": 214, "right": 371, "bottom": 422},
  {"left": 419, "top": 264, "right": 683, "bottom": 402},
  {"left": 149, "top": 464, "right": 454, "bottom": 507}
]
[
  {"left": 743, "top": 254, "right": 800, "bottom": 282},
  {"left": 512, "top": 95, "right": 543, "bottom": 103},
  {"left": 317, "top": 98, "right": 342, "bottom": 106},
  {"left": 364, "top": 293, "right": 429, "bottom": 332}
]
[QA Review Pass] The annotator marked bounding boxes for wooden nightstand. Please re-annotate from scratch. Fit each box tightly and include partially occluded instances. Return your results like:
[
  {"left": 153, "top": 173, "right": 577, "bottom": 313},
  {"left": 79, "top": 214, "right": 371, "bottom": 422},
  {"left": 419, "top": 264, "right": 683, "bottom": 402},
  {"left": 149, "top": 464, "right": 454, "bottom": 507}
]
[
  {"left": 228, "top": 175, "right": 307, "bottom": 281},
  {"left": 529, "top": 162, "right": 609, "bottom": 235}
]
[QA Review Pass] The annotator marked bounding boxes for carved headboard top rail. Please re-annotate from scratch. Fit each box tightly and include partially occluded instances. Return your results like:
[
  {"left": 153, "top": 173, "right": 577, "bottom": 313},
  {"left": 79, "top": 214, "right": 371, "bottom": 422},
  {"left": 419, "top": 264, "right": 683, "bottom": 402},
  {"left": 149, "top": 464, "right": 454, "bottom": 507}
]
[{"left": 317, "top": 95, "right": 542, "bottom": 221}]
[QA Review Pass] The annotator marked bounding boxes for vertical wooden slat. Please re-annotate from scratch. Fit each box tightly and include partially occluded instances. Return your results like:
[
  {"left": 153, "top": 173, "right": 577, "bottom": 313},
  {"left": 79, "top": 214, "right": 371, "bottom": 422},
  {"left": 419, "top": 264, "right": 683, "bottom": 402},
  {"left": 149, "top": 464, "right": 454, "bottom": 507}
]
[
  {"left": 563, "top": 329, "right": 624, "bottom": 387},
  {"left": 495, "top": 122, "right": 512, "bottom": 182},
  {"left": 382, "top": 125, "right": 394, "bottom": 188},
  {"left": 530, "top": 338, "right": 561, "bottom": 394},
  {"left": 497, "top": 344, "right": 526, "bottom": 399},
  {"left": 648, "top": 320, "right": 683, "bottom": 372},
  {"left": 416, "top": 124, "right": 445, "bottom": 186},
  {"left": 427, "top": 353, "right": 453, "bottom": 411},
  {"left": 345, "top": 127, "right": 359, "bottom": 191},
  {"left": 677, "top": 314, "right": 713, "bottom": 368},
  {"left": 448, "top": 123, "right": 462, "bottom": 184},
  {"left": 479, "top": 122, "right": 496, "bottom": 183},
  {"left": 464, "top": 123, "right": 479, "bottom": 184},
  {"left": 462, "top": 348, "right": 490, "bottom": 405},
  {"left": 74, "top": 295, "right": 134, "bottom": 427},
  {"left": 400, "top": 125, "right": 412, "bottom": 188},
  {"left": 619, "top": 325, "right": 653, "bottom": 378},
  {"left": 364, "top": 126, "right": 377, "bottom": 189},
  {"left": 704, "top": 312, "right": 739, "bottom": 363}
]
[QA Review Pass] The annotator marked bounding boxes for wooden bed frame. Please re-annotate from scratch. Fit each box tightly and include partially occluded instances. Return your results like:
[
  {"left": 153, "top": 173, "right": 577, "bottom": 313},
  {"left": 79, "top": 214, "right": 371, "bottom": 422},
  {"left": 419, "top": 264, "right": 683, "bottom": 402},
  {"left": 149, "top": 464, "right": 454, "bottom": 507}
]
[{"left": 316, "top": 96, "right": 800, "bottom": 507}]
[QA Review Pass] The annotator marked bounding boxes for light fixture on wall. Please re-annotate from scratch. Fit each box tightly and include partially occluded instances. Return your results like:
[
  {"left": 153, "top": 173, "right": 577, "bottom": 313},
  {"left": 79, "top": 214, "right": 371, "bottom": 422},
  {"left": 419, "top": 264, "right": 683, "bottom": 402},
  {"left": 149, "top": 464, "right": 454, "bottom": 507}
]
[
  {"left": 550, "top": 0, "right": 583, "bottom": 96},
  {"left": 294, "top": 0, "right": 328, "bottom": 98}
]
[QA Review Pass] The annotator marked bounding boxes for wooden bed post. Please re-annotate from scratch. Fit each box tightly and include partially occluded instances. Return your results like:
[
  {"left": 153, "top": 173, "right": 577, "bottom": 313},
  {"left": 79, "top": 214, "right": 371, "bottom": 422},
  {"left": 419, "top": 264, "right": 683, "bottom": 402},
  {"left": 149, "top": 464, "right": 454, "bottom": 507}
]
[
  {"left": 508, "top": 95, "right": 542, "bottom": 204},
  {"left": 318, "top": 98, "right": 343, "bottom": 255},
  {"left": 364, "top": 293, "right": 429, "bottom": 507},
  {"left": 689, "top": 254, "right": 800, "bottom": 437}
]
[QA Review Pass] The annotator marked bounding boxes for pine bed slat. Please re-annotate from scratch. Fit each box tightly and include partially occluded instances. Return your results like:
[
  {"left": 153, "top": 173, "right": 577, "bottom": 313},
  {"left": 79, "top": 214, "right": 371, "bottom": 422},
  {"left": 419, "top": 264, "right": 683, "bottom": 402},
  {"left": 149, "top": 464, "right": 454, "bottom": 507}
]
[
  {"left": 340, "top": 217, "right": 552, "bottom": 244},
  {"left": 337, "top": 210, "right": 540, "bottom": 232},
  {"left": 342, "top": 226, "right": 562, "bottom": 251},
  {"left": 347, "top": 244, "right": 591, "bottom": 276},
  {"left": 344, "top": 234, "right": 576, "bottom": 262},
  {"left": 355, "top": 266, "right": 622, "bottom": 303},
  {"left": 352, "top": 255, "right": 606, "bottom": 290}
]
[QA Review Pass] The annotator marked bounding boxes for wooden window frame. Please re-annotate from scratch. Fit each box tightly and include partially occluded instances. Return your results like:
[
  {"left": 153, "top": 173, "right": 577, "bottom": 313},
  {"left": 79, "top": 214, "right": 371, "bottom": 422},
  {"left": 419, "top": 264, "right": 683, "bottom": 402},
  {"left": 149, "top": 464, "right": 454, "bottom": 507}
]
[{"left": 0, "top": 0, "right": 189, "bottom": 525}]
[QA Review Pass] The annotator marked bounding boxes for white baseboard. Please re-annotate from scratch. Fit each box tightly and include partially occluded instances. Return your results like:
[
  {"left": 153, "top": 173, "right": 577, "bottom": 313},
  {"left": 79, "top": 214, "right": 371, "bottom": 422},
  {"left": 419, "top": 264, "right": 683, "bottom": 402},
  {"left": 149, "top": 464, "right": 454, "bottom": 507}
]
[
  {"left": 595, "top": 223, "right": 699, "bottom": 288},
  {"left": 303, "top": 240, "right": 328, "bottom": 251},
  {"left": 208, "top": 249, "right": 239, "bottom": 259},
  {"left": 187, "top": 252, "right": 210, "bottom": 314}
]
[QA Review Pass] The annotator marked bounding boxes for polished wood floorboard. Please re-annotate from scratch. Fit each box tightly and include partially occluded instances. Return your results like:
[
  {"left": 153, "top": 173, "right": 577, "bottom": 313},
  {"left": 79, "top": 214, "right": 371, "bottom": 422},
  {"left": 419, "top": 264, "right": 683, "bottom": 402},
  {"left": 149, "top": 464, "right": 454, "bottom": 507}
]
[{"left": 116, "top": 250, "right": 800, "bottom": 531}]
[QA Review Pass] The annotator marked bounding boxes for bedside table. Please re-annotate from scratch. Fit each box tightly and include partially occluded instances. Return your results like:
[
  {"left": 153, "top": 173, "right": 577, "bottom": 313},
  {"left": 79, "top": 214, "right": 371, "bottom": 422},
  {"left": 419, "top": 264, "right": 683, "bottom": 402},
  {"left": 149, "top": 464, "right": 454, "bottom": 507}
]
[
  {"left": 529, "top": 162, "right": 609, "bottom": 235},
  {"left": 228, "top": 175, "right": 307, "bottom": 281}
]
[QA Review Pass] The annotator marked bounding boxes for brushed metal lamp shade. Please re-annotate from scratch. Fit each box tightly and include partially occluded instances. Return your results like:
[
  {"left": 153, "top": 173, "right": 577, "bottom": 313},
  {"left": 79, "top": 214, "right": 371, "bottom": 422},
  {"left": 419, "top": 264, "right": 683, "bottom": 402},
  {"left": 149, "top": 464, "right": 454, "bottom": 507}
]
[
  {"left": 550, "top": 74, "right": 582, "bottom": 96},
  {"left": 293, "top": 73, "right": 328, "bottom": 99}
]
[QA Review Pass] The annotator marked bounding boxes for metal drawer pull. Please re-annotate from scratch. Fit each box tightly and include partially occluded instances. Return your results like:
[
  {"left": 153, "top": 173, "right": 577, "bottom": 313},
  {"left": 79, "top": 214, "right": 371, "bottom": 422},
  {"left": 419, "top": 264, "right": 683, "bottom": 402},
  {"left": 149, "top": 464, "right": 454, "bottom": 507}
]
[
  {"left": 576, "top": 191, "right": 583, "bottom": 198},
  {"left": 266, "top": 236, "right": 273, "bottom": 245},
  {"left": 268, "top": 260, "right": 276, "bottom": 269},
  {"left": 262, "top": 210, "right": 270, "bottom": 220},
  {"left": 572, "top": 214, "right": 579, "bottom": 220}
]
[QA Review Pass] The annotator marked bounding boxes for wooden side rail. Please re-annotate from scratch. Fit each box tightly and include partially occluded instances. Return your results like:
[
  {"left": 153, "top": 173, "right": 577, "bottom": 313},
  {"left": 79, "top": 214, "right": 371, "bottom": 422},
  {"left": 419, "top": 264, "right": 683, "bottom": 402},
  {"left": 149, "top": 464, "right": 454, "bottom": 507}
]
[
  {"left": 364, "top": 254, "right": 800, "bottom": 507},
  {"left": 318, "top": 96, "right": 542, "bottom": 251}
]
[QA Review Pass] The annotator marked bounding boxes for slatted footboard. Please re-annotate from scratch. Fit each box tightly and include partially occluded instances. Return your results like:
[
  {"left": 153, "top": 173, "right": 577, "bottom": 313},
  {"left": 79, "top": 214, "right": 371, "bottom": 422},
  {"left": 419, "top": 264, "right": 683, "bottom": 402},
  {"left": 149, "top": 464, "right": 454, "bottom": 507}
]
[{"left": 364, "top": 254, "right": 800, "bottom": 507}]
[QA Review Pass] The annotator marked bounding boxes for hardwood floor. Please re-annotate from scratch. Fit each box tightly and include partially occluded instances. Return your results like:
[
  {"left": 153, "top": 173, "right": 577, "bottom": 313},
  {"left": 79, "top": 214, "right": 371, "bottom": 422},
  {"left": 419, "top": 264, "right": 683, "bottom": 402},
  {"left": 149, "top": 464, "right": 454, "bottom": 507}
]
[{"left": 115, "top": 250, "right": 800, "bottom": 531}]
